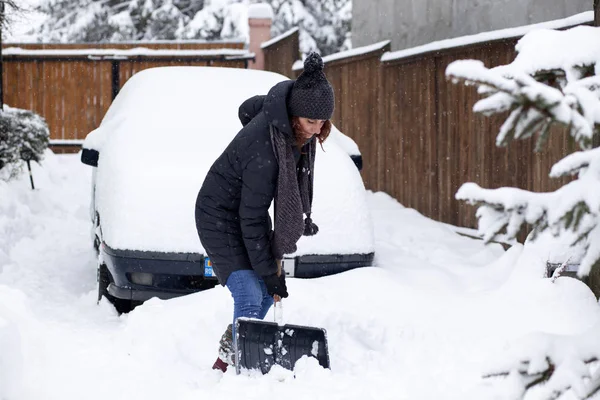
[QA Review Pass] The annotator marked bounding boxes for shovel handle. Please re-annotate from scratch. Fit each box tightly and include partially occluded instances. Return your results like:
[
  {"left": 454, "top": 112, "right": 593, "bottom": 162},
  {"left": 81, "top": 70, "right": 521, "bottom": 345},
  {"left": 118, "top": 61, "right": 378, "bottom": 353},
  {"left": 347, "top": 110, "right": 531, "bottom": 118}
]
[
  {"left": 273, "top": 295, "right": 283, "bottom": 325},
  {"left": 274, "top": 260, "right": 284, "bottom": 324}
]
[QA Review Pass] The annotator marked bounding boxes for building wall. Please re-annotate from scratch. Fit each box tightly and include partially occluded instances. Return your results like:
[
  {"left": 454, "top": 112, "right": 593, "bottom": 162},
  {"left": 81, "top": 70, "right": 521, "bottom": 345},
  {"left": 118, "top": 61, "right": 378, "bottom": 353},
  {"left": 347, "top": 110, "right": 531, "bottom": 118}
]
[{"left": 352, "top": 0, "right": 591, "bottom": 51}]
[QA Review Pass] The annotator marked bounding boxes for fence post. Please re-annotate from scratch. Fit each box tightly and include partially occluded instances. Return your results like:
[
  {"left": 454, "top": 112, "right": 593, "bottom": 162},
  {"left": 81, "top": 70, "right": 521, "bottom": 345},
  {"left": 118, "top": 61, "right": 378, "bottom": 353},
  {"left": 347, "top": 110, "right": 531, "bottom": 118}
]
[
  {"left": 262, "top": 28, "right": 300, "bottom": 78},
  {"left": 111, "top": 61, "right": 120, "bottom": 100}
]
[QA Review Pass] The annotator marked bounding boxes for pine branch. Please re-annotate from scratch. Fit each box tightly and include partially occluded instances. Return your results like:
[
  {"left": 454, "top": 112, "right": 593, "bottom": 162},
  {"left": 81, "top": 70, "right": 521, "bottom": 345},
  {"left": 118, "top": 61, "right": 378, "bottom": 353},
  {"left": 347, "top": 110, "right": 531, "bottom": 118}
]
[
  {"left": 482, "top": 358, "right": 555, "bottom": 389},
  {"left": 448, "top": 61, "right": 596, "bottom": 150},
  {"left": 550, "top": 257, "right": 572, "bottom": 282},
  {"left": 484, "top": 358, "right": 600, "bottom": 400}
]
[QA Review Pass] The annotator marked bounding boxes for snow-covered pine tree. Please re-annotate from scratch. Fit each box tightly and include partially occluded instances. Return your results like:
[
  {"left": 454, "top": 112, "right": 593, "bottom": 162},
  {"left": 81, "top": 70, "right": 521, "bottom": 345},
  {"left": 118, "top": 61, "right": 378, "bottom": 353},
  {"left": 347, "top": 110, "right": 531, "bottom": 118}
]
[
  {"left": 445, "top": 25, "right": 600, "bottom": 399},
  {"left": 0, "top": 107, "right": 49, "bottom": 182},
  {"left": 270, "top": 0, "right": 351, "bottom": 55},
  {"left": 35, "top": 0, "right": 187, "bottom": 42},
  {"left": 446, "top": 25, "right": 600, "bottom": 282},
  {"left": 32, "top": 0, "right": 350, "bottom": 55}
]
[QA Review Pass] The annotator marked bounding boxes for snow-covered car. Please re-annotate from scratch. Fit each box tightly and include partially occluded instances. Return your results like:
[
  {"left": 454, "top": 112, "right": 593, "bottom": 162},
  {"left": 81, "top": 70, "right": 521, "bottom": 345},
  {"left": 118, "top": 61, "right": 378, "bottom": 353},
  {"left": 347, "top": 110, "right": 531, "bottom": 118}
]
[{"left": 81, "top": 66, "right": 375, "bottom": 313}]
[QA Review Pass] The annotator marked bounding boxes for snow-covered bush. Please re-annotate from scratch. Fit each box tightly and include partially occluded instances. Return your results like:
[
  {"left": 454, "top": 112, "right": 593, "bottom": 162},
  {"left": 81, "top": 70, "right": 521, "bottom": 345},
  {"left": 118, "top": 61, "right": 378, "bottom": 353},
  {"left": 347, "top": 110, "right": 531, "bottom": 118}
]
[
  {"left": 446, "top": 25, "right": 600, "bottom": 399},
  {"left": 0, "top": 106, "right": 49, "bottom": 181}
]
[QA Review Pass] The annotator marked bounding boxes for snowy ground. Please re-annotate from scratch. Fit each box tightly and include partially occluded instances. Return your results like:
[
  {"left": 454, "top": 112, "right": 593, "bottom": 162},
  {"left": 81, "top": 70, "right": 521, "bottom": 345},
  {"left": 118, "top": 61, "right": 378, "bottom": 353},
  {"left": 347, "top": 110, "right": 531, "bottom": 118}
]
[{"left": 1, "top": 152, "right": 600, "bottom": 400}]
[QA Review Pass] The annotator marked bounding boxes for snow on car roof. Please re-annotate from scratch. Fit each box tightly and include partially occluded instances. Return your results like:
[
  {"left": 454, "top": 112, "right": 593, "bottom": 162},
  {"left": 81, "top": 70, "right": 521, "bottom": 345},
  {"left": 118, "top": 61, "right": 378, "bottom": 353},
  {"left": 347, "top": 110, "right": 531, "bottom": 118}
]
[{"left": 85, "top": 67, "right": 373, "bottom": 256}]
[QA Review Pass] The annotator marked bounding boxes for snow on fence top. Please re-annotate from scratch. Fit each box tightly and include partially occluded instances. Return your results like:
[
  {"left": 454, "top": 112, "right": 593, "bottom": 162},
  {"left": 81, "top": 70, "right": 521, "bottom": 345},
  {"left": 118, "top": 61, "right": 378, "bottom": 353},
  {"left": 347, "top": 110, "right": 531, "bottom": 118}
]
[
  {"left": 248, "top": 3, "right": 274, "bottom": 20},
  {"left": 261, "top": 27, "right": 299, "bottom": 49},
  {"left": 5, "top": 38, "right": 248, "bottom": 46},
  {"left": 292, "top": 40, "right": 391, "bottom": 71},
  {"left": 2, "top": 47, "right": 253, "bottom": 59},
  {"left": 381, "top": 11, "right": 593, "bottom": 63}
]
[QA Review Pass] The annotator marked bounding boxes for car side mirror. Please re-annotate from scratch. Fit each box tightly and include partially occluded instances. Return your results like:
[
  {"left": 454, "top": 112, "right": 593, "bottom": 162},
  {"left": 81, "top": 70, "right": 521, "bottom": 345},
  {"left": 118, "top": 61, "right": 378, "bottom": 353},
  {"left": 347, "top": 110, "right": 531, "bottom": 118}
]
[
  {"left": 81, "top": 148, "right": 99, "bottom": 167},
  {"left": 350, "top": 155, "right": 363, "bottom": 171}
]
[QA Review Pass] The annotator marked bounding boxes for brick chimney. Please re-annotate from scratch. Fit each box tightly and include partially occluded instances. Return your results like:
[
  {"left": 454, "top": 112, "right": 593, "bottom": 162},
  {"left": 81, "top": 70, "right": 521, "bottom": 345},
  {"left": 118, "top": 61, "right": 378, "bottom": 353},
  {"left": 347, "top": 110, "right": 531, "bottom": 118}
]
[{"left": 247, "top": 3, "right": 273, "bottom": 70}]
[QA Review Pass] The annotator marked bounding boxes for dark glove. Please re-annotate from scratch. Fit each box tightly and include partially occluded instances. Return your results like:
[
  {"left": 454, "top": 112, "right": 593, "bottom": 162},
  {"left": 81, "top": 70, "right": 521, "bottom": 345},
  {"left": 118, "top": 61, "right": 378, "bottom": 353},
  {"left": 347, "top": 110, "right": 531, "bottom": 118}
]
[{"left": 262, "top": 273, "right": 288, "bottom": 298}]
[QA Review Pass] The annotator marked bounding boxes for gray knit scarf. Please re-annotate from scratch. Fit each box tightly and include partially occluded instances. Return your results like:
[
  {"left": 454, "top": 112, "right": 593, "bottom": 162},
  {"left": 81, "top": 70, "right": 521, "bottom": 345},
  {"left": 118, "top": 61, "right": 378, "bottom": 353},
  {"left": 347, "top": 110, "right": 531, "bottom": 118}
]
[{"left": 270, "top": 125, "right": 319, "bottom": 259}]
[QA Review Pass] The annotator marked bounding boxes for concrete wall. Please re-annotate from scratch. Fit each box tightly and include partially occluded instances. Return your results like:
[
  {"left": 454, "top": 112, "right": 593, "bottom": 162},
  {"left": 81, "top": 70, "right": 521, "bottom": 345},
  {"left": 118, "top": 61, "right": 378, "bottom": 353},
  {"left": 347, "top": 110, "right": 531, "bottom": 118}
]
[{"left": 352, "top": 0, "right": 592, "bottom": 51}]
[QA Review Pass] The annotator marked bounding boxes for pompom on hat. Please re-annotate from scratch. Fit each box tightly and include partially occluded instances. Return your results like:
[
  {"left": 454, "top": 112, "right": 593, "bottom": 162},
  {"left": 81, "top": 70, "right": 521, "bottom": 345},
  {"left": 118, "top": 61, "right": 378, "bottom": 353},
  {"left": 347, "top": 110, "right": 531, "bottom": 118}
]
[{"left": 288, "top": 52, "right": 335, "bottom": 120}]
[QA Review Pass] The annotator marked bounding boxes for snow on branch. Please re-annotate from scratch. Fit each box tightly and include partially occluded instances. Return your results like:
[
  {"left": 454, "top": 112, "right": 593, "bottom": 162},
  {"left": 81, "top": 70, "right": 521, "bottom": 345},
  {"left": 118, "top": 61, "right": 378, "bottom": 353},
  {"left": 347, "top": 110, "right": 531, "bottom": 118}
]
[
  {"left": 550, "top": 147, "right": 600, "bottom": 178},
  {"left": 447, "top": 60, "right": 599, "bottom": 149},
  {"left": 457, "top": 164, "right": 600, "bottom": 277},
  {"left": 482, "top": 323, "right": 600, "bottom": 399}
]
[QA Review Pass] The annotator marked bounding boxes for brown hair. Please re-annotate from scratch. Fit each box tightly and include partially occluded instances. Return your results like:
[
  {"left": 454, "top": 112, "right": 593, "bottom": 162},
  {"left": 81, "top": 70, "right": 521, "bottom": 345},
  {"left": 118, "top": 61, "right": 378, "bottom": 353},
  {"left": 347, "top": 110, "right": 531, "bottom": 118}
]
[{"left": 292, "top": 117, "right": 331, "bottom": 150}]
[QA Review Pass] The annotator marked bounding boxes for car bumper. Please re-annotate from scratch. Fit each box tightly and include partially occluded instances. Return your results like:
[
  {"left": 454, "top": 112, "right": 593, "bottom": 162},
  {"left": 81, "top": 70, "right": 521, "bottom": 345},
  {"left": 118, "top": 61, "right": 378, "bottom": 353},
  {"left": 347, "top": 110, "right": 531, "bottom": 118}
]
[
  {"left": 101, "top": 244, "right": 375, "bottom": 302},
  {"left": 291, "top": 253, "right": 375, "bottom": 278},
  {"left": 102, "top": 244, "right": 218, "bottom": 302},
  {"left": 106, "top": 283, "right": 204, "bottom": 302}
]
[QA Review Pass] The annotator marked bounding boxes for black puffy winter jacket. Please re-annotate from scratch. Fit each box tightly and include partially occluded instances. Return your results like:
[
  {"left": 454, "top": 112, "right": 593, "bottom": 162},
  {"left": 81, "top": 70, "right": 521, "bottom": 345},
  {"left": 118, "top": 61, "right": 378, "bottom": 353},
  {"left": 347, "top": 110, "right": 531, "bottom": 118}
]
[{"left": 195, "top": 80, "right": 298, "bottom": 286}]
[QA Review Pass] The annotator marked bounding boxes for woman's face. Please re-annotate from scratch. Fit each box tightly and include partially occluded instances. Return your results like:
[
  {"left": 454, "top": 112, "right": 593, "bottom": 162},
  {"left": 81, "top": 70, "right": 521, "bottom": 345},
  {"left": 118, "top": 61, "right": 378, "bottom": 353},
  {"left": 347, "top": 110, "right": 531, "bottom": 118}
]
[{"left": 294, "top": 117, "right": 326, "bottom": 141}]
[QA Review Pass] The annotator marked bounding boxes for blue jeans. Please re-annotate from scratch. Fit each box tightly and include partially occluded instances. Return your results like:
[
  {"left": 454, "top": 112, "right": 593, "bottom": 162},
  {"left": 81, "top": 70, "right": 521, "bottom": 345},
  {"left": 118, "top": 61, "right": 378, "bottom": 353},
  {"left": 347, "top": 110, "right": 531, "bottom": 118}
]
[{"left": 226, "top": 269, "right": 274, "bottom": 339}]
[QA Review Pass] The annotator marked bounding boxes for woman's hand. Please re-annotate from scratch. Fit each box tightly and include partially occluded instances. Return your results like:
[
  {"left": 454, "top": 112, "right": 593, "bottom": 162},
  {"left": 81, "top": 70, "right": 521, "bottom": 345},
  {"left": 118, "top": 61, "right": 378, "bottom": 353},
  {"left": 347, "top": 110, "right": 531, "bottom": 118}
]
[{"left": 262, "top": 273, "right": 288, "bottom": 298}]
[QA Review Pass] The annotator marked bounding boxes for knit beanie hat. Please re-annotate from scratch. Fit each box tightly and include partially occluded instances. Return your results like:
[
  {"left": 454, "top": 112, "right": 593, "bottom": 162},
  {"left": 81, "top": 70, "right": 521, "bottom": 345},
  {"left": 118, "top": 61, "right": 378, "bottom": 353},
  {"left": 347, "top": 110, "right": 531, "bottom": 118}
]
[{"left": 288, "top": 52, "right": 335, "bottom": 120}]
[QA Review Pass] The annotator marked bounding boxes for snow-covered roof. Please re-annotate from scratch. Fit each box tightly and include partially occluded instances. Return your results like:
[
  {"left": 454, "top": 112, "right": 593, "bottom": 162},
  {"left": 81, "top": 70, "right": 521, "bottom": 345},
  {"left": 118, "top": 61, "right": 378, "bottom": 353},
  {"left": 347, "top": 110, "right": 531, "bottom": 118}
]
[
  {"left": 292, "top": 40, "right": 391, "bottom": 71},
  {"left": 3, "top": 47, "right": 254, "bottom": 59},
  {"left": 381, "top": 11, "right": 593, "bottom": 63},
  {"left": 248, "top": 3, "right": 274, "bottom": 20},
  {"left": 261, "top": 27, "right": 299, "bottom": 49}
]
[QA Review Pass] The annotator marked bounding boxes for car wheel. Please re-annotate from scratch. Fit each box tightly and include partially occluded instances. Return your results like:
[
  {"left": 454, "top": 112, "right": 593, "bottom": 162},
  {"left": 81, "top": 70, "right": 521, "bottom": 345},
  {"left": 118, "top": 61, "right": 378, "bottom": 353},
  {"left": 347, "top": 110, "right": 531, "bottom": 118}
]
[
  {"left": 97, "top": 263, "right": 141, "bottom": 314},
  {"left": 93, "top": 212, "right": 101, "bottom": 255},
  {"left": 98, "top": 265, "right": 110, "bottom": 303},
  {"left": 93, "top": 236, "right": 100, "bottom": 255}
]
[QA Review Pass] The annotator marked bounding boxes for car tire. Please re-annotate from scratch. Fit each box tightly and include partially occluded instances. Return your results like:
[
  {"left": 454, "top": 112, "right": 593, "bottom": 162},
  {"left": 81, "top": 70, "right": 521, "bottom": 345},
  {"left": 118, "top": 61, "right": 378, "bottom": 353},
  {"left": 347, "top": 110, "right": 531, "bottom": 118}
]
[
  {"left": 93, "top": 236, "right": 100, "bottom": 255},
  {"left": 97, "top": 263, "right": 141, "bottom": 314}
]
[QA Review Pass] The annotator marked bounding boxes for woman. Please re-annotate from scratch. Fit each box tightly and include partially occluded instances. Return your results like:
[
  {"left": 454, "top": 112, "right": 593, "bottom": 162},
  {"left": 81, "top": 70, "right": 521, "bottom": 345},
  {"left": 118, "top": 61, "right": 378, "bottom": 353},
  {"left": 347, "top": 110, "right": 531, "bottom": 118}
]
[{"left": 195, "top": 52, "right": 335, "bottom": 373}]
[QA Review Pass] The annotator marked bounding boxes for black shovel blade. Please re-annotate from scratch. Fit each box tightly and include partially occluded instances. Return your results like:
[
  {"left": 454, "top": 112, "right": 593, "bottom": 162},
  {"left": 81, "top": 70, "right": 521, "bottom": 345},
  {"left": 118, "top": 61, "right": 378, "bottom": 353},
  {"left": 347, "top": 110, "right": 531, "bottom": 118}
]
[{"left": 235, "top": 319, "right": 330, "bottom": 374}]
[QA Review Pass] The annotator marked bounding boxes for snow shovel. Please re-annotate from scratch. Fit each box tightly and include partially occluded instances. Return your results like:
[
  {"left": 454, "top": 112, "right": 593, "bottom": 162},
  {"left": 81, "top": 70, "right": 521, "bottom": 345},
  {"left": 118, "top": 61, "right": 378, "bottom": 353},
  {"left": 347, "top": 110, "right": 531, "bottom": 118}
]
[{"left": 235, "top": 297, "right": 330, "bottom": 374}]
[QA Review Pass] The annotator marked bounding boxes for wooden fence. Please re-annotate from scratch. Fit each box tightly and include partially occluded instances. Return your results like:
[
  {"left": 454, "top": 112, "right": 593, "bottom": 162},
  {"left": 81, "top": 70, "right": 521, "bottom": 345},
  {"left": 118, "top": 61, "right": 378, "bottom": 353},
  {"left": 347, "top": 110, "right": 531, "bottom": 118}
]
[
  {"left": 276, "top": 29, "right": 584, "bottom": 229},
  {"left": 261, "top": 28, "right": 299, "bottom": 78},
  {"left": 3, "top": 42, "right": 251, "bottom": 152},
  {"left": 378, "top": 41, "right": 574, "bottom": 228}
]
